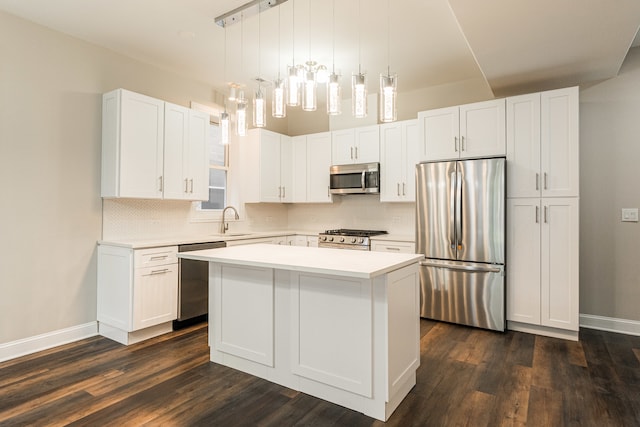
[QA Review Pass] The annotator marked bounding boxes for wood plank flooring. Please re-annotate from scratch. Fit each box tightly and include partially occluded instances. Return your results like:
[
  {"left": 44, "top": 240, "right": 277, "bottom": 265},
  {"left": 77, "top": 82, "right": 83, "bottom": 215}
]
[{"left": 1, "top": 320, "right": 639, "bottom": 426}]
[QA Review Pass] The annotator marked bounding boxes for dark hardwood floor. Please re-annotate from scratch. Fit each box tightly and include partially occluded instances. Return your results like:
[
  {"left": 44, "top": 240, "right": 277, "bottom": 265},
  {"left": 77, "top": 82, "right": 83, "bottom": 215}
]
[{"left": 1, "top": 320, "right": 639, "bottom": 426}]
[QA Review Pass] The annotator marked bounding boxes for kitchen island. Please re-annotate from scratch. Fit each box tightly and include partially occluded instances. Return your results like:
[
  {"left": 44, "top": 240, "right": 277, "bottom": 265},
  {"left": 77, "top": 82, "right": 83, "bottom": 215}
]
[{"left": 178, "top": 244, "right": 423, "bottom": 421}]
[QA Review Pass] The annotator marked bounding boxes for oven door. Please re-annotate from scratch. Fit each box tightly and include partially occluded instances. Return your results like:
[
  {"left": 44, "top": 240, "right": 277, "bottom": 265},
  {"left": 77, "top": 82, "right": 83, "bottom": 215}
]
[{"left": 330, "top": 163, "right": 380, "bottom": 194}]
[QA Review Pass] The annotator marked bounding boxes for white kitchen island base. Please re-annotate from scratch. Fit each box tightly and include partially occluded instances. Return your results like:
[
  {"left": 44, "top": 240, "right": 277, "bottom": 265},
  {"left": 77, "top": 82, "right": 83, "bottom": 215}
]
[{"left": 180, "top": 244, "right": 422, "bottom": 421}]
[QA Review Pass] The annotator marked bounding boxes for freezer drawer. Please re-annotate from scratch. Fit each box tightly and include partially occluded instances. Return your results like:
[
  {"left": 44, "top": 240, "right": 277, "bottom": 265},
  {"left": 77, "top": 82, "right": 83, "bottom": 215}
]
[{"left": 419, "top": 260, "right": 505, "bottom": 331}]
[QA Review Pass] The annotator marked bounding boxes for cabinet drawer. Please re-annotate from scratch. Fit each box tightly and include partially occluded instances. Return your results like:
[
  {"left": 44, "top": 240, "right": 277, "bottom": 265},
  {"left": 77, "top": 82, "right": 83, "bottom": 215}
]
[
  {"left": 371, "top": 241, "right": 416, "bottom": 253},
  {"left": 134, "top": 246, "right": 178, "bottom": 268}
]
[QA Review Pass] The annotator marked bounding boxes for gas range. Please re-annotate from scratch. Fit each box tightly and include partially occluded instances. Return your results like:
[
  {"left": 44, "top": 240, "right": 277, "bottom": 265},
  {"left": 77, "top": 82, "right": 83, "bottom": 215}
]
[{"left": 318, "top": 229, "right": 388, "bottom": 250}]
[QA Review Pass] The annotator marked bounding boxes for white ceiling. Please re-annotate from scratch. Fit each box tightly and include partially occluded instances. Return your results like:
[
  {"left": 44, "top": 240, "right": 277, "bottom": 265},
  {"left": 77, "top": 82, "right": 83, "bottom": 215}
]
[{"left": 1, "top": 0, "right": 639, "bottom": 99}]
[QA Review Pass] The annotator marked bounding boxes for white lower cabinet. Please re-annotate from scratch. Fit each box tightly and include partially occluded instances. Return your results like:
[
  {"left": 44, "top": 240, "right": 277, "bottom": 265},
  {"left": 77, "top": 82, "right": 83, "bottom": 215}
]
[
  {"left": 507, "top": 198, "right": 579, "bottom": 338},
  {"left": 371, "top": 240, "right": 416, "bottom": 253},
  {"left": 97, "top": 244, "right": 178, "bottom": 345}
]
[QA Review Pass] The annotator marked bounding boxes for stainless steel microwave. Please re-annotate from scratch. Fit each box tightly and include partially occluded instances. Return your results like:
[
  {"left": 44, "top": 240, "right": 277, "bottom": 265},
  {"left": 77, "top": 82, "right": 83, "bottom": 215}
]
[{"left": 329, "top": 163, "right": 380, "bottom": 195}]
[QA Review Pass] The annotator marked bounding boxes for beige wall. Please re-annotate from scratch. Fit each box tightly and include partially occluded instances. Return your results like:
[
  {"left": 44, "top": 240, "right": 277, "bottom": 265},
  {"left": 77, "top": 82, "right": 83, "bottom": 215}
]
[
  {"left": 579, "top": 47, "right": 640, "bottom": 322},
  {"left": 0, "top": 11, "right": 219, "bottom": 343}
]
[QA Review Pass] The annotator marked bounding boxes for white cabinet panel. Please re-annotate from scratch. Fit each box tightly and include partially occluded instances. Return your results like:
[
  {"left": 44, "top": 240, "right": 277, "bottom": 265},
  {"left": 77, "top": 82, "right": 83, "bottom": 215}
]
[
  {"left": 187, "top": 109, "right": 210, "bottom": 200},
  {"left": 507, "top": 199, "right": 542, "bottom": 324},
  {"left": 380, "top": 120, "right": 418, "bottom": 202},
  {"left": 213, "top": 264, "right": 274, "bottom": 366},
  {"left": 163, "top": 103, "right": 190, "bottom": 200},
  {"left": 331, "top": 125, "right": 379, "bottom": 165},
  {"left": 331, "top": 128, "right": 355, "bottom": 165},
  {"left": 507, "top": 93, "right": 541, "bottom": 198},
  {"left": 418, "top": 99, "right": 505, "bottom": 162},
  {"left": 306, "top": 132, "right": 332, "bottom": 203},
  {"left": 371, "top": 240, "right": 415, "bottom": 253},
  {"left": 132, "top": 264, "right": 178, "bottom": 330},
  {"left": 541, "top": 198, "right": 579, "bottom": 331},
  {"left": 243, "top": 129, "right": 293, "bottom": 203},
  {"left": 291, "top": 273, "right": 373, "bottom": 397},
  {"left": 292, "top": 135, "right": 307, "bottom": 202}
]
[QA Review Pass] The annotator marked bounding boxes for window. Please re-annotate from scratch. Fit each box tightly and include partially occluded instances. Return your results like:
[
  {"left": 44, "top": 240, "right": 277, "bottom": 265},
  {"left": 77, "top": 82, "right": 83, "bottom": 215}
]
[{"left": 199, "top": 123, "right": 228, "bottom": 210}]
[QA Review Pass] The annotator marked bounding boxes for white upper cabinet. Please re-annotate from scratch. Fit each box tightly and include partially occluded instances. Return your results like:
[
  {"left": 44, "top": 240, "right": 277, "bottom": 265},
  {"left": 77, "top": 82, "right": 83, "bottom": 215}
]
[
  {"left": 101, "top": 89, "right": 208, "bottom": 201},
  {"left": 242, "top": 129, "right": 292, "bottom": 203},
  {"left": 291, "top": 135, "right": 308, "bottom": 203},
  {"left": 418, "top": 99, "right": 506, "bottom": 161},
  {"left": 380, "top": 119, "right": 418, "bottom": 202},
  {"left": 306, "top": 132, "right": 333, "bottom": 203},
  {"left": 507, "top": 86, "right": 579, "bottom": 198},
  {"left": 331, "top": 125, "right": 380, "bottom": 165},
  {"left": 163, "top": 103, "right": 209, "bottom": 201},
  {"left": 102, "top": 89, "right": 164, "bottom": 199}
]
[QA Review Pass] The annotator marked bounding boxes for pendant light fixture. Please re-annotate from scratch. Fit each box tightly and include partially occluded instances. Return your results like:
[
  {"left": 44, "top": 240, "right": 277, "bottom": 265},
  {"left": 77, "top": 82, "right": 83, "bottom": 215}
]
[
  {"left": 272, "top": 5, "right": 286, "bottom": 118},
  {"left": 352, "top": 0, "right": 367, "bottom": 118},
  {"left": 236, "top": 14, "right": 248, "bottom": 136},
  {"left": 379, "top": 0, "right": 397, "bottom": 123},
  {"left": 221, "top": 24, "right": 230, "bottom": 144},
  {"left": 327, "top": 0, "right": 341, "bottom": 115},
  {"left": 302, "top": 0, "right": 317, "bottom": 111},
  {"left": 253, "top": 8, "right": 266, "bottom": 128},
  {"left": 286, "top": 0, "right": 301, "bottom": 107}
]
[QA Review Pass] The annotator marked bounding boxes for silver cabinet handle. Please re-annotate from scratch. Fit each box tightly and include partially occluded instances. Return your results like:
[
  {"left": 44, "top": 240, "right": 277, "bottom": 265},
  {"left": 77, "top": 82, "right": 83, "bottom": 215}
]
[
  {"left": 149, "top": 255, "right": 168, "bottom": 261},
  {"left": 282, "top": 186, "right": 286, "bottom": 198},
  {"left": 149, "top": 268, "right": 169, "bottom": 275},
  {"left": 184, "top": 178, "right": 189, "bottom": 192},
  {"left": 535, "top": 206, "right": 539, "bottom": 223},
  {"left": 461, "top": 135, "right": 465, "bottom": 151},
  {"left": 386, "top": 247, "right": 401, "bottom": 251},
  {"left": 536, "top": 173, "right": 539, "bottom": 191},
  {"left": 190, "top": 179, "right": 194, "bottom": 193},
  {"left": 544, "top": 206, "right": 548, "bottom": 223},
  {"left": 350, "top": 147, "right": 353, "bottom": 159},
  {"left": 355, "top": 147, "right": 358, "bottom": 159},
  {"left": 397, "top": 183, "right": 400, "bottom": 196},
  {"left": 278, "top": 186, "right": 282, "bottom": 198},
  {"left": 159, "top": 176, "right": 163, "bottom": 192},
  {"left": 327, "top": 186, "right": 330, "bottom": 197},
  {"left": 544, "top": 172, "right": 548, "bottom": 190},
  {"left": 454, "top": 136, "right": 458, "bottom": 152},
  {"left": 403, "top": 183, "right": 406, "bottom": 196}
]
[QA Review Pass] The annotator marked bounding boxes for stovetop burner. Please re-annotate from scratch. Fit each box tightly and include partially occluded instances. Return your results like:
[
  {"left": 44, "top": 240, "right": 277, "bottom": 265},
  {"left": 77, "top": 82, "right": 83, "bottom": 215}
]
[{"left": 322, "top": 229, "right": 388, "bottom": 237}]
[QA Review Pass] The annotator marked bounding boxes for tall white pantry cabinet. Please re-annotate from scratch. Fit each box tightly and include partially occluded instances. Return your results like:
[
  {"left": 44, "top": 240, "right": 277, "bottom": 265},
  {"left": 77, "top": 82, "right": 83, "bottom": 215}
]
[{"left": 506, "top": 86, "right": 580, "bottom": 340}]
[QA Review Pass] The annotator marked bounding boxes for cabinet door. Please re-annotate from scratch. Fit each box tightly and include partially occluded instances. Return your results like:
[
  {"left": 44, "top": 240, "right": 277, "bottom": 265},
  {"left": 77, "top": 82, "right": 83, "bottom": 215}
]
[
  {"left": 506, "top": 199, "right": 541, "bottom": 325},
  {"left": 331, "top": 128, "right": 355, "bottom": 165},
  {"left": 541, "top": 87, "right": 579, "bottom": 197},
  {"left": 380, "top": 123, "right": 403, "bottom": 202},
  {"left": 354, "top": 125, "right": 380, "bottom": 163},
  {"left": 371, "top": 241, "right": 415, "bottom": 253},
  {"left": 115, "top": 90, "right": 165, "bottom": 198},
  {"left": 259, "top": 131, "right": 282, "bottom": 202},
  {"left": 403, "top": 120, "right": 419, "bottom": 202},
  {"left": 507, "top": 93, "right": 541, "bottom": 198},
  {"left": 187, "top": 109, "right": 210, "bottom": 201},
  {"left": 280, "top": 136, "right": 293, "bottom": 202},
  {"left": 541, "top": 198, "right": 579, "bottom": 331},
  {"left": 163, "top": 103, "right": 189, "bottom": 200},
  {"left": 417, "top": 106, "right": 459, "bottom": 161},
  {"left": 291, "top": 135, "right": 308, "bottom": 202},
  {"left": 132, "top": 264, "right": 178, "bottom": 330},
  {"left": 307, "top": 132, "right": 333, "bottom": 203},
  {"left": 460, "top": 98, "right": 506, "bottom": 159}
]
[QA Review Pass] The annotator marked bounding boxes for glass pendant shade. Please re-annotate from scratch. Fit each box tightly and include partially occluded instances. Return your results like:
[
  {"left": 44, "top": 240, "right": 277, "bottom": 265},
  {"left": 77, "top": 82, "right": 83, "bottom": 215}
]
[
  {"left": 220, "top": 111, "right": 230, "bottom": 145},
  {"left": 316, "top": 65, "right": 329, "bottom": 84},
  {"left": 272, "top": 78, "right": 286, "bottom": 118},
  {"left": 327, "top": 73, "right": 342, "bottom": 115},
  {"left": 228, "top": 86, "right": 237, "bottom": 102},
  {"left": 302, "top": 69, "right": 317, "bottom": 111},
  {"left": 379, "top": 73, "right": 397, "bottom": 123},
  {"left": 236, "top": 91, "right": 248, "bottom": 137},
  {"left": 286, "top": 65, "right": 301, "bottom": 106},
  {"left": 253, "top": 87, "right": 266, "bottom": 128},
  {"left": 352, "top": 72, "right": 368, "bottom": 118}
]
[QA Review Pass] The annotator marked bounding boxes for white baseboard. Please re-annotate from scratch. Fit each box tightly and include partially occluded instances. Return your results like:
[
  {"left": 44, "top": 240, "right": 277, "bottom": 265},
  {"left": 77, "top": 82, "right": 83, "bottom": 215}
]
[
  {"left": 0, "top": 322, "right": 98, "bottom": 363},
  {"left": 580, "top": 314, "right": 640, "bottom": 336}
]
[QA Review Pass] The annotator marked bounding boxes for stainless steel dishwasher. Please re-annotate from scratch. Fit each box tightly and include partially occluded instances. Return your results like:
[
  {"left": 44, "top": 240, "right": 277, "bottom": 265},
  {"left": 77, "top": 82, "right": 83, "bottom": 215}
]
[{"left": 174, "top": 241, "right": 226, "bottom": 329}]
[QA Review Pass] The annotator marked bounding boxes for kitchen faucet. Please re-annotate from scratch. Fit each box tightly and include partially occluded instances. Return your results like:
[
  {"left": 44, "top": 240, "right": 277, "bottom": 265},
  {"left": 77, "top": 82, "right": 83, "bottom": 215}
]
[{"left": 220, "top": 205, "right": 240, "bottom": 234}]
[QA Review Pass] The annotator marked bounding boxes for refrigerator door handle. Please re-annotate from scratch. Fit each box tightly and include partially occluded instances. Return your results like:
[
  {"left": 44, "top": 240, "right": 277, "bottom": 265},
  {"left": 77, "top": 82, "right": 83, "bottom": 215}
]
[
  {"left": 449, "top": 171, "right": 457, "bottom": 249},
  {"left": 456, "top": 170, "right": 463, "bottom": 249},
  {"left": 420, "top": 261, "right": 502, "bottom": 274}
]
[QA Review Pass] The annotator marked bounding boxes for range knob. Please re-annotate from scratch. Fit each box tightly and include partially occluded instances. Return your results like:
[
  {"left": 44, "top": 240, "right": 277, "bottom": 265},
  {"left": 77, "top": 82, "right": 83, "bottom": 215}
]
[
  {"left": 350, "top": 237, "right": 357, "bottom": 243},
  {"left": 320, "top": 236, "right": 326, "bottom": 241},
  {"left": 358, "top": 238, "right": 365, "bottom": 244},
  {"left": 328, "top": 237, "right": 334, "bottom": 242},
  {"left": 340, "top": 237, "right": 345, "bottom": 242}
]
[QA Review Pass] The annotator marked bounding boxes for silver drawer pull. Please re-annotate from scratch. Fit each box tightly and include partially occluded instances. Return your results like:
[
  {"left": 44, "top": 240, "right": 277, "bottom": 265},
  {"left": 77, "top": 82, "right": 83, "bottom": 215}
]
[
  {"left": 149, "top": 255, "right": 168, "bottom": 261},
  {"left": 386, "top": 247, "right": 401, "bottom": 251},
  {"left": 149, "top": 268, "right": 169, "bottom": 275}
]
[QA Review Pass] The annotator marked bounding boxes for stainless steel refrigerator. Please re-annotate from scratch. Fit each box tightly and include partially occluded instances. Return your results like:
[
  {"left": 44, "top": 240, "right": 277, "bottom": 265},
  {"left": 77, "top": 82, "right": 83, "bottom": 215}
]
[{"left": 416, "top": 157, "right": 506, "bottom": 331}]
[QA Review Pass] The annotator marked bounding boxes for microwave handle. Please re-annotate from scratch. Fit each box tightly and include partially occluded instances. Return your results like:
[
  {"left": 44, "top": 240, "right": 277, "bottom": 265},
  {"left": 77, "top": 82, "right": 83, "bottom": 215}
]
[{"left": 361, "top": 171, "right": 366, "bottom": 191}]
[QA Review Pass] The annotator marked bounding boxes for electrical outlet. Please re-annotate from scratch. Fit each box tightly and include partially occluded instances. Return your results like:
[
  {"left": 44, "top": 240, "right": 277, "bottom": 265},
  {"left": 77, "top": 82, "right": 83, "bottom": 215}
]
[{"left": 621, "top": 208, "right": 638, "bottom": 222}]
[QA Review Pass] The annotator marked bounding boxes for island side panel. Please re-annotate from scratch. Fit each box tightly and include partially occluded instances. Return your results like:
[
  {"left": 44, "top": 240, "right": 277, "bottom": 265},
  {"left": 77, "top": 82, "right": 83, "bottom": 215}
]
[
  {"left": 210, "top": 263, "right": 274, "bottom": 367},
  {"left": 290, "top": 272, "right": 373, "bottom": 398}
]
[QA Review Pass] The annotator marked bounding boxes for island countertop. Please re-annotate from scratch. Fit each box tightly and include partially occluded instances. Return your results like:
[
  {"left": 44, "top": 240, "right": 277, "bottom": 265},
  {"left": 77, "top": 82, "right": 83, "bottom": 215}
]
[{"left": 177, "top": 244, "right": 423, "bottom": 279}]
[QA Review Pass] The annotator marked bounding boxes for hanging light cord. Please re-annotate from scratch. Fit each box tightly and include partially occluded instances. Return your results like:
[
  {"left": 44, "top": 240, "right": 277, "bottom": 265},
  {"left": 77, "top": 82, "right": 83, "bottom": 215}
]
[
  {"left": 358, "top": 0, "right": 362, "bottom": 75},
  {"left": 387, "top": 0, "right": 390, "bottom": 77},
  {"left": 292, "top": 0, "right": 295, "bottom": 66},
  {"left": 278, "top": 4, "right": 281, "bottom": 79},
  {"left": 332, "top": 0, "right": 335, "bottom": 73}
]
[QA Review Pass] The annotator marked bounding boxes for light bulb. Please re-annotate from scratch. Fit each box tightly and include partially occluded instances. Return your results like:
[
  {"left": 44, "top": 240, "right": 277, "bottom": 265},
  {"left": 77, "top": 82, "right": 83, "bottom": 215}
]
[
  {"left": 302, "top": 70, "right": 317, "bottom": 112},
  {"left": 272, "top": 79, "right": 286, "bottom": 118},
  {"left": 379, "top": 73, "right": 397, "bottom": 123},
  {"left": 220, "top": 111, "right": 230, "bottom": 145},
  {"left": 286, "top": 65, "right": 301, "bottom": 107},
  {"left": 327, "top": 73, "right": 341, "bottom": 115},
  {"left": 352, "top": 72, "right": 367, "bottom": 118}
]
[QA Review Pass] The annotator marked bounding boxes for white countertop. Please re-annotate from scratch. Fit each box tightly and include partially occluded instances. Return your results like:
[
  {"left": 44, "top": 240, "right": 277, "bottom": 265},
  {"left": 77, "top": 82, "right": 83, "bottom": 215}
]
[{"left": 177, "top": 244, "right": 423, "bottom": 279}]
